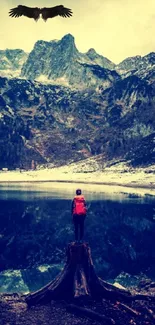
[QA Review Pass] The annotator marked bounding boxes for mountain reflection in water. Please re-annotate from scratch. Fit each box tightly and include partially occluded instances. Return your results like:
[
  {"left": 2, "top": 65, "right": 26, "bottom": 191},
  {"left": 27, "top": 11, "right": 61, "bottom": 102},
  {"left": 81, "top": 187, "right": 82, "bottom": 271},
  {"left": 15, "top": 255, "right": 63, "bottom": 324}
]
[{"left": 0, "top": 182, "right": 155, "bottom": 293}]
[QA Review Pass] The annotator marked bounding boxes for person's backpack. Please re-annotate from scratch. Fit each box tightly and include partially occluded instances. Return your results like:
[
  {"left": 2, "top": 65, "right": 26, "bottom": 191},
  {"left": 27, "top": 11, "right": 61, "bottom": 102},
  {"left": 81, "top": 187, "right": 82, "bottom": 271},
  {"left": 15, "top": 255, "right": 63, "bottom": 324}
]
[{"left": 73, "top": 195, "right": 87, "bottom": 215}]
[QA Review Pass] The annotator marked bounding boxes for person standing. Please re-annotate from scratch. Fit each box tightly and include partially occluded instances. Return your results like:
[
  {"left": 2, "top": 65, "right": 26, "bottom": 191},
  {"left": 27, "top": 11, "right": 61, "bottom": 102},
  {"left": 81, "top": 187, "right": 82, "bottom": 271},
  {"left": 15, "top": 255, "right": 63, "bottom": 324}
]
[{"left": 71, "top": 189, "right": 87, "bottom": 242}]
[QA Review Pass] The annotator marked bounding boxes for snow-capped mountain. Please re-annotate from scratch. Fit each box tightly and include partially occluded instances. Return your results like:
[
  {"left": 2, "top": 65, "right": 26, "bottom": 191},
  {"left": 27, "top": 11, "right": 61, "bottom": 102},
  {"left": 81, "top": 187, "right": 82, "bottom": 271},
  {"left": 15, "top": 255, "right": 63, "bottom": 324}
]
[{"left": 0, "top": 34, "right": 154, "bottom": 169}]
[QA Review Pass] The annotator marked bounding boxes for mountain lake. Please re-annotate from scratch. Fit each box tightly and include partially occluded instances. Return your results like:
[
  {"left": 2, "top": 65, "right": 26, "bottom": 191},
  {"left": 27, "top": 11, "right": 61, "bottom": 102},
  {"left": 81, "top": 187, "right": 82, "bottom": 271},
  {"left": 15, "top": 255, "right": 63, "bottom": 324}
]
[{"left": 0, "top": 182, "right": 155, "bottom": 294}]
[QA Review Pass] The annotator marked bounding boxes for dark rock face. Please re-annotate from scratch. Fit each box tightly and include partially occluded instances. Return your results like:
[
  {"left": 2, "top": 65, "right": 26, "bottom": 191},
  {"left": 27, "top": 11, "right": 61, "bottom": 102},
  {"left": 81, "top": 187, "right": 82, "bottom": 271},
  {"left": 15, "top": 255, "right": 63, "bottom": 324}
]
[
  {"left": 0, "top": 34, "right": 155, "bottom": 169},
  {"left": 0, "top": 78, "right": 46, "bottom": 169},
  {"left": 21, "top": 34, "right": 119, "bottom": 89}
]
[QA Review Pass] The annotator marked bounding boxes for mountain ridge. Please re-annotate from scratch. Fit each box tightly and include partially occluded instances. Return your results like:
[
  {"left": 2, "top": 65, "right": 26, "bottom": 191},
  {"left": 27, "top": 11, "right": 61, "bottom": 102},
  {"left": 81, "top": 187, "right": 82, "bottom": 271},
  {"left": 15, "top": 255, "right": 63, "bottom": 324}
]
[
  {"left": 0, "top": 34, "right": 154, "bottom": 82},
  {"left": 0, "top": 34, "right": 154, "bottom": 169}
]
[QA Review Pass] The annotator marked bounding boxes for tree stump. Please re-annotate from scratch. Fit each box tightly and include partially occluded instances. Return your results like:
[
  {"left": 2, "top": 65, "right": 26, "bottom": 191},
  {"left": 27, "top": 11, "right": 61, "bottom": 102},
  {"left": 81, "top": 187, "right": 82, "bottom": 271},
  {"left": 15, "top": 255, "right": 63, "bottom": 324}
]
[{"left": 25, "top": 242, "right": 155, "bottom": 307}]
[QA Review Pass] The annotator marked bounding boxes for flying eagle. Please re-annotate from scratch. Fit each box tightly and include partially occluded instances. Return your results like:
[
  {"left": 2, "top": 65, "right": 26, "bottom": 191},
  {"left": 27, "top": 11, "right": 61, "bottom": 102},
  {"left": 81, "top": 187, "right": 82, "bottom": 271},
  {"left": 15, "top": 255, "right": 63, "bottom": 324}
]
[{"left": 9, "top": 5, "right": 73, "bottom": 21}]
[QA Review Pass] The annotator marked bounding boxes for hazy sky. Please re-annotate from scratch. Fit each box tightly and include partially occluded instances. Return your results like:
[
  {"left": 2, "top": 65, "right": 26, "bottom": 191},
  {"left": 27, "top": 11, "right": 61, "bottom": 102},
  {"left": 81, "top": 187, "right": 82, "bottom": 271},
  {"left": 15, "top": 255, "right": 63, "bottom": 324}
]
[{"left": 0, "top": 0, "right": 155, "bottom": 63}]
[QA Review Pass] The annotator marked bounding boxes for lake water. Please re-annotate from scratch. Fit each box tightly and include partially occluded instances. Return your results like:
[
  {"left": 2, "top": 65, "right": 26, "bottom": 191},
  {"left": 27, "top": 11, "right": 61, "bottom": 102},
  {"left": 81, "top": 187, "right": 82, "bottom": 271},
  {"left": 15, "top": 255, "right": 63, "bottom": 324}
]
[{"left": 0, "top": 182, "right": 155, "bottom": 293}]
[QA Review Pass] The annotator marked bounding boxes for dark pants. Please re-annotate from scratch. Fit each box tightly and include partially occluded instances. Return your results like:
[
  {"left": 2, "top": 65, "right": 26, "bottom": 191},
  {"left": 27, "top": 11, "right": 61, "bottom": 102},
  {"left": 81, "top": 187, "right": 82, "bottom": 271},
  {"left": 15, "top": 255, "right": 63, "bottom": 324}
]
[{"left": 73, "top": 214, "right": 86, "bottom": 241}]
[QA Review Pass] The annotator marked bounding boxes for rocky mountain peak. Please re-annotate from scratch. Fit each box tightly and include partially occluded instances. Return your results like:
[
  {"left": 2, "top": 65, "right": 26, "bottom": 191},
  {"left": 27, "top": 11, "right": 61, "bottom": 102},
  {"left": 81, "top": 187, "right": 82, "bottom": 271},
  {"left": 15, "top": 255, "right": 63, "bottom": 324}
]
[
  {"left": 56, "top": 33, "right": 78, "bottom": 57},
  {"left": 86, "top": 48, "right": 97, "bottom": 57},
  {"left": 144, "top": 52, "right": 155, "bottom": 64},
  {"left": 61, "top": 33, "right": 75, "bottom": 44},
  {"left": 20, "top": 34, "right": 118, "bottom": 88},
  {"left": 86, "top": 48, "right": 116, "bottom": 70},
  {"left": 33, "top": 34, "right": 77, "bottom": 57},
  {"left": 117, "top": 52, "right": 155, "bottom": 73}
]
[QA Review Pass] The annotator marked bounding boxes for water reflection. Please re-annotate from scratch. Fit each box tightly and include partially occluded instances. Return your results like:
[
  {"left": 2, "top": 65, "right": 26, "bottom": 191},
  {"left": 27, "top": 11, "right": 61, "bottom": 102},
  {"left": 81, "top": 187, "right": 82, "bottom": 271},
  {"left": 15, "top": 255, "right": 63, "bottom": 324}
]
[
  {"left": 0, "top": 181, "right": 155, "bottom": 201},
  {"left": 0, "top": 183, "right": 155, "bottom": 293}
]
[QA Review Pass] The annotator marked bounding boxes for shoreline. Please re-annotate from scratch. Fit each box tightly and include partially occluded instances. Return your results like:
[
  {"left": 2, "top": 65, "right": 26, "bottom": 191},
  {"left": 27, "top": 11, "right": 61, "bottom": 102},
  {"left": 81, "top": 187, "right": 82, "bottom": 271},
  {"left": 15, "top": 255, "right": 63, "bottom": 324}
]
[
  {"left": 0, "top": 166, "right": 155, "bottom": 196},
  {"left": 0, "top": 178, "right": 155, "bottom": 190}
]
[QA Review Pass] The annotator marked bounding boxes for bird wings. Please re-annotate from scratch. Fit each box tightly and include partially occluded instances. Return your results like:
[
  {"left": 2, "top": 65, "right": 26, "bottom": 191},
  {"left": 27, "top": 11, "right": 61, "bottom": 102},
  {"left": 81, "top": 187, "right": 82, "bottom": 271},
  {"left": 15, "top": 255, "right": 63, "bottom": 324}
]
[
  {"left": 41, "top": 5, "right": 72, "bottom": 21},
  {"left": 9, "top": 5, "right": 73, "bottom": 21},
  {"left": 9, "top": 5, "right": 41, "bottom": 21}
]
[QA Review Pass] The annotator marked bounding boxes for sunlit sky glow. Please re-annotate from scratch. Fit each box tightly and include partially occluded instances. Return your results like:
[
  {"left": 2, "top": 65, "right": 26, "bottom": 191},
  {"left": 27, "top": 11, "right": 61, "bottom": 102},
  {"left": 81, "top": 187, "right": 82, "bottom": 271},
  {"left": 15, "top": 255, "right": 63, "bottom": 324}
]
[{"left": 0, "top": 0, "right": 155, "bottom": 63}]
